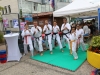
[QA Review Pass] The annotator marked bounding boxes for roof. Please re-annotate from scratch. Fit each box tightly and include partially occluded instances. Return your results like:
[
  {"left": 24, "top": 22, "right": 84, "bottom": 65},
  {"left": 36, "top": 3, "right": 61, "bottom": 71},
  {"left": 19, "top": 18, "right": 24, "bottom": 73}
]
[{"left": 32, "top": 12, "right": 53, "bottom": 17}]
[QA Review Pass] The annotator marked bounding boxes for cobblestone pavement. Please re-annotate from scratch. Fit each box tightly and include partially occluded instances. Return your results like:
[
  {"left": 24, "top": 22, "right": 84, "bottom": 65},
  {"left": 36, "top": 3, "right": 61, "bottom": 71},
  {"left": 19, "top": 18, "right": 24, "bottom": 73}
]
[{"left": 0, "top": 45, "right": 95, "bottom": 75}]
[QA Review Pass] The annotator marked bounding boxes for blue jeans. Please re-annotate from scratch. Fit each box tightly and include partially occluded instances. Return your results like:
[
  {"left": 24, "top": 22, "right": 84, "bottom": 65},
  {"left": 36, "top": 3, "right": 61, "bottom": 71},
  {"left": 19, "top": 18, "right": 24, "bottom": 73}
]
[{"left": 84, "top": 33, "right": 89, "bottom": 36}]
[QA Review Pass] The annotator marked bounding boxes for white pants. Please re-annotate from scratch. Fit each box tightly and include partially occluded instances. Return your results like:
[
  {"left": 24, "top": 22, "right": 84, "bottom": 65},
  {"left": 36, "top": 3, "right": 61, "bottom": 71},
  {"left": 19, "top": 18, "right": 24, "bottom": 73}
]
[
  {"left": 71, "top": 41, "right": 78, "bottom": 59},
  {"left": 34, "top": 37, "right": 43, "bottom": 52},
  {"left": 61, "top": 34, "right": 70, "bottom": 49},
  {"left": 80, "top": 37, "right": 86, "bottom": 51},
  {"left": 45, "top": 34, "right": 52, "bottom": 51},
  {"left": 24, "top": 44, "right": 34, "bottom": 56},
  {"left": 52, "top": 34, "right": 62, "bottom": 49}
]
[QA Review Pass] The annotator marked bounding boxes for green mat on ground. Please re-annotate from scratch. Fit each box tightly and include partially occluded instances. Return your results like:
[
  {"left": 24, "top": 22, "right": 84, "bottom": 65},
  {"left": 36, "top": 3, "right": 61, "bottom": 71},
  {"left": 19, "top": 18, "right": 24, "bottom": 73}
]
[{"left": 31, "top": 44, "right": 89, "bottom": 71}]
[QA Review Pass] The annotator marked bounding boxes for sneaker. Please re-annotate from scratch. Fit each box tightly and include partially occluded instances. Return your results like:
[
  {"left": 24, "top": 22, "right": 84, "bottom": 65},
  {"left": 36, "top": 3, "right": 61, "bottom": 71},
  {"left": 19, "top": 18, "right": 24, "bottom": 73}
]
[
  {"left": 50, "top": 51, "right": 53, "bottom": 54},
  {"left": 53, "top": 47, "right": 55, "bottom": 49},
  {"left": 63, "top": 46, "right": 66, "bottom": 48},
  {"left": 47, "top": 48, "right": 49, "bottom": 50}
]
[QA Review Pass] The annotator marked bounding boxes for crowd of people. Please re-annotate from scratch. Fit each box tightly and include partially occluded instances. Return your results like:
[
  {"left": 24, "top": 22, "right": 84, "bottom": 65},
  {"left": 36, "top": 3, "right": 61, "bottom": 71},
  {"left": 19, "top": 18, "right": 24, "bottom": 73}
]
[{"left": 21, "top": 18, "right": 93, "bottom": 60}]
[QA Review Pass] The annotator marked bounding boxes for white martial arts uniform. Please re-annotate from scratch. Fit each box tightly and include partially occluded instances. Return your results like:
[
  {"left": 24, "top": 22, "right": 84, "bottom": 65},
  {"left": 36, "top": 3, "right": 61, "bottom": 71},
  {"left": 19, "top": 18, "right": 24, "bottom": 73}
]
[
  {"left": 69, "top": 32, "right": 78, "bottom": 59},
  {"left": 21, "top": 29, "right": 33, "bottom": 56},
  {"left": 43, "top": 24, "right": 52, "bottom": 51},
  {"left": 88, "top": 28, "right": 91, "bottom": 35},
  {"left": 52, "top": 25, "right": 63, "bottom": 50},
  {"left": 31, "top": 26, "right": 43, "bottom": 52},
  {"left": 61, "top": 23, "right": 71, "bottom": 49},
  {"left": 79, "top": 28, "right": 86, "bottom": 51},
  {"left": 83, "top": 25, "right": 89, "bottom": 35},
  {"left": 76, "top": 29, "right": 81, "bottom": 48}
]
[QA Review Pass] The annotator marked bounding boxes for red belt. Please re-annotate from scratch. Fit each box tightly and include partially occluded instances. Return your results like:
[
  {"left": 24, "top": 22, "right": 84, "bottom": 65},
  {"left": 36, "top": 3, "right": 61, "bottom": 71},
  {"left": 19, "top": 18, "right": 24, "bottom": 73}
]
[{"left": 24, "top": 35, "right": 31, "bottom": 44}]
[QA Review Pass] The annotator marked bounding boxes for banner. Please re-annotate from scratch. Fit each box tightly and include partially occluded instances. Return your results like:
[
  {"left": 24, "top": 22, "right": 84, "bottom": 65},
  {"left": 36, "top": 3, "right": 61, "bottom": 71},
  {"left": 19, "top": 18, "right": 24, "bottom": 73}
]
[
  {"left": 12, "top": 19, "right": 19, "bottom": 28},
  {"left": 25, "top": 15, "right": 33, "bottom": 22},
  {"left": 3, "top": 18, "right": 9, "bottom": 28},
  {"left": 98, "top": 8, "right": 100, "bottom": 31},
  {"left": 20, "top": 22, "right": 26, "bottom": 31}
]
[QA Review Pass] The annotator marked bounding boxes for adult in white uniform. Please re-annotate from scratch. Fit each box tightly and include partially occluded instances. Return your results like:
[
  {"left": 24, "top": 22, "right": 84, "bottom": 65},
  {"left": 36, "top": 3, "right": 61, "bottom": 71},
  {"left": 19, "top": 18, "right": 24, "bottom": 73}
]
[
  {"left": 83, "top": 23, "right": 89, "bottom": 36},
  {"left": 52, "top": 21, "right": 63, "bottom": 52},
  {"left": 79, "top": 25, "right": 86, "bottom": 51},
  {"left": 69, "top": 27, "right": 78, "bottom": 60},
  {"left": 61, "top": 18, "right": 71, "bottom": 49},
  {"left": 43, "top": 20, "right": 53, "bottom": 54},
  {"left": 21, "top": 24, "right": 33, "bottom": 56},
  {"left": 31, "top": 21, "right": 43, "bottom": 56}
]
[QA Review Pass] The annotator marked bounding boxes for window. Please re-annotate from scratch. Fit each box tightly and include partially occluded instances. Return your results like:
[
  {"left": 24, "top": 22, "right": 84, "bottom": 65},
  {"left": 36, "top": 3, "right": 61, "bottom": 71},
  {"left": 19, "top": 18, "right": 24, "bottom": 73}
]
[
  {"left": 59, "top": 0, "right": 66, "bottom": 2},
  {"left": 34, "top": 3, "right": 38, "bottom": 11},
  {"left": 59, "top": 0, "right": 70, "bottom": 2},
  {"left": 8, "top": 5, "right": 11, "bottom": 13},
  {"left": 5, "top": 6, "right": 7, "bottom": 14},
  {"left": 10, "top": 20, "right": 13, "bottom": 28}
]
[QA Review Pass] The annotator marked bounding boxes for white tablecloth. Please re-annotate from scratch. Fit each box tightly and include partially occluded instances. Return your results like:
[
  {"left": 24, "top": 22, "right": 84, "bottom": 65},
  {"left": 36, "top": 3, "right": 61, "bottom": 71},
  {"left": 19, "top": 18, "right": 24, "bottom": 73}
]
[{"left": 4, "top": 33, "right": 22, "bottom": 61}]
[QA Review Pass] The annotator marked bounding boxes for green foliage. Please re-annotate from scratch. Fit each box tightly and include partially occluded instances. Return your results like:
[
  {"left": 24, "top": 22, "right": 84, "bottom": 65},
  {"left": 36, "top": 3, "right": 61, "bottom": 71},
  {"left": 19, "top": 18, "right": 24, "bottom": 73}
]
[
  {"left": 90, "top": 36, "right": 100, "bottom": 47},
  {"left": 0, "top": 6, "right": 3, "bottom": 22},
  {"left": 0, "top": 6, "right": 3, "bottom": 11},
  {"left": 20, "top": 9, "right": 22, "bottom": 18},
  {"left": 0, "top": 31, "right": 4, "bottom": 43}
]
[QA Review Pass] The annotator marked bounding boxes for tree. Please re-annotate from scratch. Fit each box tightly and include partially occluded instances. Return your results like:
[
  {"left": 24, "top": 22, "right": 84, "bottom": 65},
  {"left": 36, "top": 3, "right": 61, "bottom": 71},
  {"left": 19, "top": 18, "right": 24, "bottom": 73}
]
[{"left": 0, "top": 6, "right": 3, "bottom": 22}]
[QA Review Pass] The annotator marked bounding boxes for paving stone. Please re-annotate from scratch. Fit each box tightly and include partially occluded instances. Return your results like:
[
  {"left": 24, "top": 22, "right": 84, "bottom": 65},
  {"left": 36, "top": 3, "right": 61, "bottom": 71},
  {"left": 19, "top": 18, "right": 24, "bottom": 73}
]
[
  {"left": 0, "top": 45, "right": 95, "bottom": 75},
  {"left": 0, "top": 62, "right": 72, "bottom": 75}
]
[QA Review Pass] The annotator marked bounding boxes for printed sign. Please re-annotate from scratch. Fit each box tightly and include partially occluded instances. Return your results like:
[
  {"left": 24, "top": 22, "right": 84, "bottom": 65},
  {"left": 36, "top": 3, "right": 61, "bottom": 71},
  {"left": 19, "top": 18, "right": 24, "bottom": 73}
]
[
  {"left": 20, "top": 22, "right": 26, "bottom": 31},
  {"left": 12, "top": 19, "right": 19, "bottom": 28},
  {"left": 3, "top": 18, "right": 9, "bottom": 28}
]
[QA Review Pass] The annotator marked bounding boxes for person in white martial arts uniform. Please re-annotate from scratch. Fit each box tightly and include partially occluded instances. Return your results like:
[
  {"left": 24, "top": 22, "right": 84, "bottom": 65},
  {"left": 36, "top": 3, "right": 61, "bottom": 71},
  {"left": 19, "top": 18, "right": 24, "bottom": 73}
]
[
  {"left": 69, "top": 27, "right": 78, "bottom": 60},
  {"left": 31, "top": 21, "right": 43, "bottom": 56},
  {"left": 83, "top": 23, "right": 90, "bottom": 36},
  {"left": 61, "top": 18, "right": 71, "bottom": 49},
  {"left": 21, "top": 24, "right": 33, "bottom": 56},
  {"left": 43, "top": 20, "right": 53, "bottom": 54},
  {"left": 79, "top": 25, "right": 86, "bottom": 51},
  {"left": 52, "top": 21, "right": 63, "bottom": 52},
  {"left": 76, "top": 25, "right": 81, "bottom": 50}
]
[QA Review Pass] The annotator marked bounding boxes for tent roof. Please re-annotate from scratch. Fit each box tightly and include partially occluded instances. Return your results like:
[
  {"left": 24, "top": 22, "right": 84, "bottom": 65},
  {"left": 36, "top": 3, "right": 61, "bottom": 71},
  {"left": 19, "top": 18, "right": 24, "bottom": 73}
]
[{"left": 53, "top": 0, "right": 100, "bottom": 17}]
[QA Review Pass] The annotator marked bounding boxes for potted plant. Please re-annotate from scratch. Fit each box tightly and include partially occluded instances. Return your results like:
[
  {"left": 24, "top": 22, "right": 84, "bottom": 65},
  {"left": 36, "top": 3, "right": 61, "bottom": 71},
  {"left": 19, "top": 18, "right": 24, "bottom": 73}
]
[
  {"left": 89, "top": 36, "right": 100, "bottom": 53},
  {"left": 87, "top": 36, "right": 100, "bottom": 69},
  {"left": 0, "top": 31, "right": 4, "bottom": 43}
]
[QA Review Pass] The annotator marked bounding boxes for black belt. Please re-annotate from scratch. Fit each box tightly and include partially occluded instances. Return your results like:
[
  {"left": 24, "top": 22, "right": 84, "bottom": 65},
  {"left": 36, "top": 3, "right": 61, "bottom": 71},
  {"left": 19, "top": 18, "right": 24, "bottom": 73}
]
[
  {"left": 52, "top": 33, "right": 58, "bottom": 45},
  {"left": 53, "top": 33, "right": 58, "bottom": 35},
  {"left": 34, "top": 36, "right": 41, "bottom": 47},
  {"left": 45, "top": 33, "right": 51, "bottom": 40},
  {"left": 62, "top": 32, "right": 69, "bottom": 38},
  {"left": 52, "top": 33, "right": 58, "bottom": 39},
  {"left": 34, "top": 36, "right": 41, "bottom": 40}
]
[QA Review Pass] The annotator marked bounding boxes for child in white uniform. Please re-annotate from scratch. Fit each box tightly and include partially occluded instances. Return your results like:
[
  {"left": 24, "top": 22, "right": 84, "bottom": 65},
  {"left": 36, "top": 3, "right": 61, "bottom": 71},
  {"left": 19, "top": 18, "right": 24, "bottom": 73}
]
[
  {"left": 69, "top": 27, "right": 78, "bottom": 60},
  {"left": 76, "top": 25, "right": 81, "bottom": 51},
  {"left": 21, "top": 24, "right": 33, "bottom": 56},
  {"left": 79, "top": 25, "right": 86, "bottom": 51}
]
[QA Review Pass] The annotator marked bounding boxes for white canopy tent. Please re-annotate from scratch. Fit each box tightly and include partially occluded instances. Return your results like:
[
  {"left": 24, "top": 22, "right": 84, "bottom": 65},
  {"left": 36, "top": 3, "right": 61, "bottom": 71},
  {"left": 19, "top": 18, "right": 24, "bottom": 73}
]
[{"left": 53, "top": 0, "right": 100, "bottom": 17}]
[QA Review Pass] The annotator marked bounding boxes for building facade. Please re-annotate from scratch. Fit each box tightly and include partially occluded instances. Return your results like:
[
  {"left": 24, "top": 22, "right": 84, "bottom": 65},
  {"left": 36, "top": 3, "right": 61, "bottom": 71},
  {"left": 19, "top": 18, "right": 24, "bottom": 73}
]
[{"left": 0, "top": 0, "right": 73, "bottom": 31}]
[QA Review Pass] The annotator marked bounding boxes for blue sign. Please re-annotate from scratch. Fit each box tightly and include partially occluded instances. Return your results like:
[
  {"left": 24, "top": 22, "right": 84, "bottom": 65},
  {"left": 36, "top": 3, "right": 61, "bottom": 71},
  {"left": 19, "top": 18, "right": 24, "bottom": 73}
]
[
  {"left": 25, "top": 15, "right": 33, "bottom": 22},
  {"left": 98, "top": 8, "right": 100, "bottom": 31}
]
